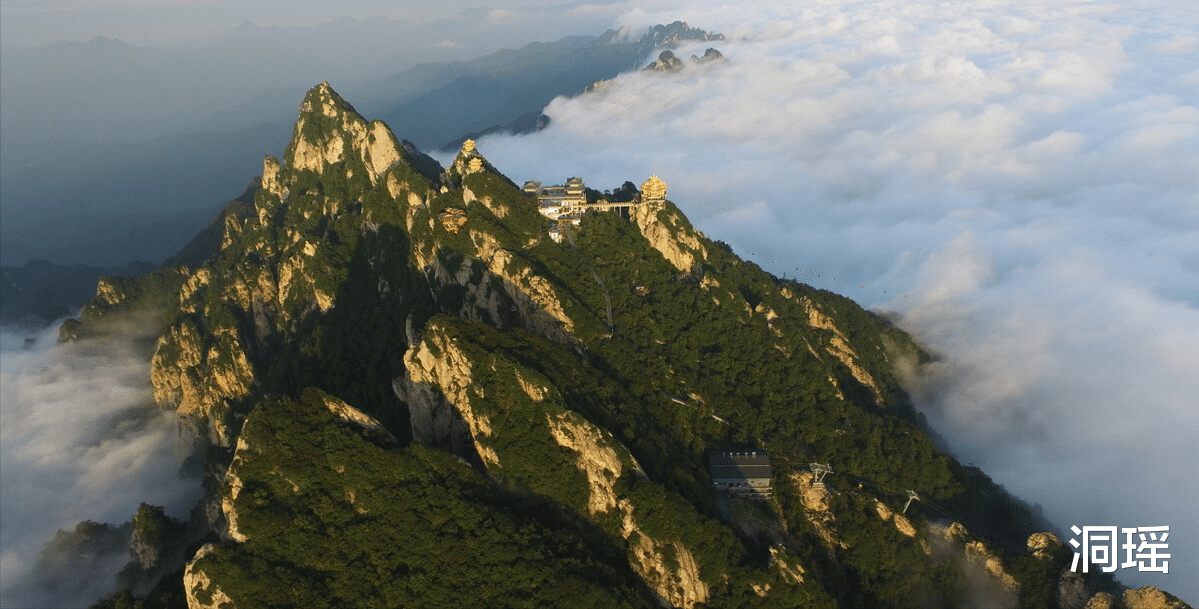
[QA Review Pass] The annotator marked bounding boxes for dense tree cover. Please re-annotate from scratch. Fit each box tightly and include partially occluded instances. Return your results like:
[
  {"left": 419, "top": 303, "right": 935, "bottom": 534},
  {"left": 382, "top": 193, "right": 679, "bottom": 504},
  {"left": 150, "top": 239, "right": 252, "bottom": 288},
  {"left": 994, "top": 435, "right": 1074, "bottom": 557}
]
[
  {"left": 57, "top": 265, "right": 189, "bottom": 343},
  {"left": 400, "top": 317, "right": 838, "bottom": 607},
  {"left": 193, "top": 389, "right": 660, "bottom": 609},
  {"left": 91, "top": 569, "right": 188, "bottom": 609},
  {"left": 526, "top": 207, "right": 960, "bottom": 503},
  {"left": 80, "top": 84, "right": 1075, "bottom": 608}
]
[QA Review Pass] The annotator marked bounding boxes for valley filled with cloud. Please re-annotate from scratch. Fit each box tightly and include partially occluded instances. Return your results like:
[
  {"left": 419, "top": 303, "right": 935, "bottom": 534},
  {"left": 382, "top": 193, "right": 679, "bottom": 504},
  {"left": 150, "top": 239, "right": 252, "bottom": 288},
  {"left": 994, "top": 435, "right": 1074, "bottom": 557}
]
[
  {"left": 0, "top": 324, "right": 202, "bottom": 607},
  {"left": 461, "top": 0, "right": 1198, "bottom": 599},
  {"left": 1, "top": 0, "right": 1195, "bottom": 603}
]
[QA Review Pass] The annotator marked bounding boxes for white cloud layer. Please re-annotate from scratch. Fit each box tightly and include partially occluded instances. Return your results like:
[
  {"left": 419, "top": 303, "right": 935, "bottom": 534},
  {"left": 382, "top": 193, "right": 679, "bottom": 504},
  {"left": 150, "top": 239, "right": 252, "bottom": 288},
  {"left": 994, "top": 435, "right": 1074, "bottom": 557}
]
[
  {"left": 0, "top": 323, "right": 202, "bottom": 608},
  {"left": 458, "top": 0, "right": 1198, "bottom": 600}
]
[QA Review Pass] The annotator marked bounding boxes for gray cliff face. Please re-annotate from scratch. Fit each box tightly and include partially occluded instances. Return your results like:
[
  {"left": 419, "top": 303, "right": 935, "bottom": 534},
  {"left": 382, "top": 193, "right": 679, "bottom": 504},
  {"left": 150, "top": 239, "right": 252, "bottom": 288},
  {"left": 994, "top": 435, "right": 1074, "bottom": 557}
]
[
  {"left": 645, "top": 50, "right": 685, "bottom": 72},
  {"left": 636, "top": 21, "right": 725, "bottom": 53},
  {"left": 643, "top": 47, "right": 724, "bottom": 72},
  {"left": 692, "top": 48, "right": 725, "bottom": 64},
  {"left": 124, "top": 504, "right": 190, "bottom": 596},
  {"left": 391, "top": 368, "right": 475, "bottom": 457}
]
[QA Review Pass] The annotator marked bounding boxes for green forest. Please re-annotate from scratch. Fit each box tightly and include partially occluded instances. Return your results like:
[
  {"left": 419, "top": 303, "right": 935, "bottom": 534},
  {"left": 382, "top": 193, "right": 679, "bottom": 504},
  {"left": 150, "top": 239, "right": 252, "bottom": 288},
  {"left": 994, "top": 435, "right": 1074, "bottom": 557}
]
[{"left": 72, "top": 83, "right": 1163, "bottom": 609}]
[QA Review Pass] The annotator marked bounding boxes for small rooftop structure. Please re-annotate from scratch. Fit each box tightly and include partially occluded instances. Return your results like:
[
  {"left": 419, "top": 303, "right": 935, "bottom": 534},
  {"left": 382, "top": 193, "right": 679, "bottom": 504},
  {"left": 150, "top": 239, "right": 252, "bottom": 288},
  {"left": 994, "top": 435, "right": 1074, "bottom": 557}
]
[
  {"left": 457, "top": 139, "right": 486, "bottom": 175},
  {"left": 641, "top": 175, "right": 667, "bottom": 203},
  {"left": 708, "top": 450, "right": 773, "bottom": 499}
]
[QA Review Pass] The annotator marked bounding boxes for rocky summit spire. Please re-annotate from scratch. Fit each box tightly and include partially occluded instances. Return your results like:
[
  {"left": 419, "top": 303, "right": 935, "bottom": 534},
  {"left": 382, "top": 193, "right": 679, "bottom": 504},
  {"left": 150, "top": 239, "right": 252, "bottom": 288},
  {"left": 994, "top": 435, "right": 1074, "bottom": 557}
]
[
  {"left": 299, "top": 82, "right": 359, "bottom": 121},
  {"left": 284, "top": 82, "right": 404, "bottom": 185}
]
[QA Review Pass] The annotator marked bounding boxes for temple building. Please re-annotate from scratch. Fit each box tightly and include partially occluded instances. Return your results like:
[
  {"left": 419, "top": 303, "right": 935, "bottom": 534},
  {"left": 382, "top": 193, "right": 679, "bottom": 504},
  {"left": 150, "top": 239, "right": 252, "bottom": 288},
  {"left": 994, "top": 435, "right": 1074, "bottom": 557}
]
[
  {"left": 641, "top": 175, "right": 667, "bottom": 202},
  {"left": 524, "top": 177, "right": 586, "bottom": 219},
  {"left": 524, "top": 175, "right": 667, "bottom": 242}
]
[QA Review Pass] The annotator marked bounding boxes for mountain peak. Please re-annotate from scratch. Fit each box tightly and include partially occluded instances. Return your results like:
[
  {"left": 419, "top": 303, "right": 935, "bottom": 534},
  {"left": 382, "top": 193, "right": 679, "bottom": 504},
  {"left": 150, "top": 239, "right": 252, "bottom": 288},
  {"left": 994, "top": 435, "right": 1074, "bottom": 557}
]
[
  {"left": 636, "top": 21, "right": 724, "bottom": 54},
  {"left": 296, "top": 81, "right": 360, "bottom": 122},
  {"left": 444, "top": 138, "right": 516, "bottom": 191},
  {"left": 284, "top": 81, "right": 404, "bottom": 185},
  {"left": 64, "top": 83, "right": 1194, "bottom": 609}
]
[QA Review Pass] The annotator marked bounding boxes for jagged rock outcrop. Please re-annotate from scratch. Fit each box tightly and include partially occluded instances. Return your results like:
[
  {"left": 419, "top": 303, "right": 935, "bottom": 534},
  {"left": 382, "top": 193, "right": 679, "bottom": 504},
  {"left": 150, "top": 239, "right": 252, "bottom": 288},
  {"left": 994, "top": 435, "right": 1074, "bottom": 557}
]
[
  {"left": 57, "top": 266, "right": 190, "bottom": 343},
  {"left": 1027, "top": 531, "right": 1062, "bottom": 560},
  {"left": 221, "top": 436, "right": 251, "bottom": 543},
  {"left": 798, "top": 296, "right": 886, "bottom": 403},
  {"left": 151, "top": 316, "right": 255, "bottom": 446},
  {"left": 692, "top": 48, "right": 725, "bottom": 64},
  {"left": 645, "top": 50, "right": 685, "bottom": 72},
  {"left": 631, "top": 196, "right": 708, "bottom": 274},
  {"left": 770, "top": 547, "right": 807, "bottom": 584},
  {"left": 794, "top": 471, "right": 846, "bottom": 550},
  {"left": 931, "top": 522, "right": 1021, "bottom": 606},
  {"left": 149, "top": 83, "right": 442, "bottom": 446},
  {"left": 399, "top": 319, "right": 725, "bottom": 607},
  {"left": 549, "top": 409, "right": 710, "bottom": 608},
  {"left": 184, "top": 544, "right": 235, "bottom": 609},
  {"left": 128, "top": 504, "right": 185, "bottom": 572},
  {"left": 636, "top": 21, "right": 725, "bottom": 54},
  {"left": 322, "top": 393, "right": 397, "bottom": 444},
  {"left": 400, "top": 325, "right": 500, "bottom": 466},
  {"left": 74, "top": 81, "right": 1194, "bottom": 608},
  {"left": 645, "top": 47, "right": 724, "bottom": 72},
  {"left": 873, "top": 499, "right": 920, "bottom": 539},
  {"left": 626, "top": 535, "right": 710, "bottom": 609},
  {"left": 286, "top": 82, "right": 402, "bottom": 185},
  {"left": 546, "top": 410, "right": 627, "bottom": 515},
  {"left": 1123, "top": 587, "right": 1191, "bottom": 609}
]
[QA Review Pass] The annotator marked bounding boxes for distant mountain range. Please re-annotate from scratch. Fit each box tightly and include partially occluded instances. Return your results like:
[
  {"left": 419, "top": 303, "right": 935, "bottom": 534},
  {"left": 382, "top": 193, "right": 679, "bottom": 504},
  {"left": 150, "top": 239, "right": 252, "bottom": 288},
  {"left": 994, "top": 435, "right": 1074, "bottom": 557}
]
[{"left": 0, "top": 22, "right": 722, "bottom": 322}]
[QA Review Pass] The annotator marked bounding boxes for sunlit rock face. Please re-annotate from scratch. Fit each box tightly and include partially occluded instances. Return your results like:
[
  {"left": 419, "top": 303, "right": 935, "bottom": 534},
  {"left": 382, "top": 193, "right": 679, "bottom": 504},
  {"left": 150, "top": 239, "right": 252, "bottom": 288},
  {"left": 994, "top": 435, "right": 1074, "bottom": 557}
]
[
  {"left": 184, "top": 544, "right": 236, "bottom": 609},
  {"left": 55, "top": 78, "right": 1195, "bottom": 608},
  {"left": 287, "top": 82, "right": 402, "bottom": 185}
]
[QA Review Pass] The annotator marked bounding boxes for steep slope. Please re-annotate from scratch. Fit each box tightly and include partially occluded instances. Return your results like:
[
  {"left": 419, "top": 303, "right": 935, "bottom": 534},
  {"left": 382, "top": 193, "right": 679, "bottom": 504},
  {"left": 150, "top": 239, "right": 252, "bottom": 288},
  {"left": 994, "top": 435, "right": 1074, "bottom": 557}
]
[{"left": 75, "top": 83, "right": 1190, "bottom": 609}]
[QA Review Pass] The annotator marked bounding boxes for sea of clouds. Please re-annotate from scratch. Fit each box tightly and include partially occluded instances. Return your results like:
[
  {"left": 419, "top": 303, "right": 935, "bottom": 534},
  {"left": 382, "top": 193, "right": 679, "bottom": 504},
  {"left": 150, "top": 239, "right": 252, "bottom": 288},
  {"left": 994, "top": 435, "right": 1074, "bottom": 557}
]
[
  {"left": 0, "top": 322, "right": 202, "bottom": 608},
  {"left": 457, "top": 0, "right": 1198, "bottom": 600}
]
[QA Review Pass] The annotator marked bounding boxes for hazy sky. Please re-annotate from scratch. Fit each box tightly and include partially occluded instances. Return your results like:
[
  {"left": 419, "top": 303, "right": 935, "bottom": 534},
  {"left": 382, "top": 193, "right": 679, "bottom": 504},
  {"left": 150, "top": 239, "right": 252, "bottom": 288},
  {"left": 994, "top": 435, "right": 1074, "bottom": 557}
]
[{"left": 0, "top": 0, "right": 632, "bottom": 47}]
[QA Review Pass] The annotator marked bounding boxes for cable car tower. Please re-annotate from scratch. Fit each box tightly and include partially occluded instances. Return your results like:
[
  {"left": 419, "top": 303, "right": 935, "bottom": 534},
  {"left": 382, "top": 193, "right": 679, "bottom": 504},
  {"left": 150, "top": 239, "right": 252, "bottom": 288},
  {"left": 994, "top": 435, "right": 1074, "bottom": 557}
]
[
  {"left": 903, "top": 490, "right": 920, "bottom": 514},
  {"left": 809, "top": 463, "right": 834, "bottom": 488}
]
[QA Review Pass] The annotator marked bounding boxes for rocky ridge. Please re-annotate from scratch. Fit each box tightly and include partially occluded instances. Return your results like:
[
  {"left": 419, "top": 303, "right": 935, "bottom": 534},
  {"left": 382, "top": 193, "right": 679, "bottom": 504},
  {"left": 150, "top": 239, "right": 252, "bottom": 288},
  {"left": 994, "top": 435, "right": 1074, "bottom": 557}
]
[{"left": 67, "top": 82, "right": 1193, "bottom": 609}]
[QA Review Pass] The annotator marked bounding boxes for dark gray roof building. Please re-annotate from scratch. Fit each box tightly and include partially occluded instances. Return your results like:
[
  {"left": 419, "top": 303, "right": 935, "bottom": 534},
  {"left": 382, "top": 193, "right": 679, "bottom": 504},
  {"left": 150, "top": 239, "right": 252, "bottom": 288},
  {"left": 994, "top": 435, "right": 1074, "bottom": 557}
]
[{"left": 708, "top": 450, "right": 773, "bottom": 498}]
